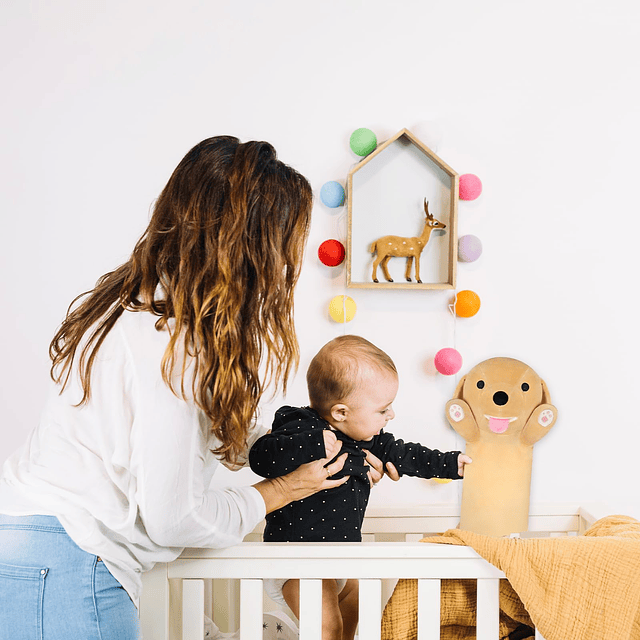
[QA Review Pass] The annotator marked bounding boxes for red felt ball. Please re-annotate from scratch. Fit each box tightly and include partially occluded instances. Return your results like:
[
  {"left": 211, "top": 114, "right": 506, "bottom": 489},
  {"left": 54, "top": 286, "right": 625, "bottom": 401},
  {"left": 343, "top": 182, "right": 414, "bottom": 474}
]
[
  {"left": 318, "top": 239, "right": 345, "bottom": 267},
  {"left": 459, "top": 174, "right": 482, "bottom": 201},
  {"left": 434, "top": 348, "right": 463, "bottom": 375}
]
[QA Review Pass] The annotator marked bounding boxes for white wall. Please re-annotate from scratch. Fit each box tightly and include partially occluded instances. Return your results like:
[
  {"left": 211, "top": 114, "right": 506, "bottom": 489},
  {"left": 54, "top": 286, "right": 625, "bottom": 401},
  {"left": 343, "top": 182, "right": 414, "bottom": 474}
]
[{"left": 1, "top": 0, "right": 638, "bottom": 520}]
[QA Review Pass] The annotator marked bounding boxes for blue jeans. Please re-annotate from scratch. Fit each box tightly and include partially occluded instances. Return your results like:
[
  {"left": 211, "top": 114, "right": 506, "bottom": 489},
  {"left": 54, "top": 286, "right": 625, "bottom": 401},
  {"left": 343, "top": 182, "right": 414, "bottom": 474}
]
[{"left": 0, "top": 514, "right": 140, "bottom": 640}]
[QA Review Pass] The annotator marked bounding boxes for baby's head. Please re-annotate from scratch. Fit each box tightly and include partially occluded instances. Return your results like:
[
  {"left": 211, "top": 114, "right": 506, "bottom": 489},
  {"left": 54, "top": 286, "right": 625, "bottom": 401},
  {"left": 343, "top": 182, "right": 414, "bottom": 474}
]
[{"left": 306, "top": 335, "right": 398, "bottom": 441}]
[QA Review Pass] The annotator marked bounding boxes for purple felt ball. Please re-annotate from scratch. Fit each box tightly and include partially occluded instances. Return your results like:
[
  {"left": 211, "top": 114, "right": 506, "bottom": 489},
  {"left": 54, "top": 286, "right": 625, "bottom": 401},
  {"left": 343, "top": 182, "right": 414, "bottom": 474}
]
[
  {"left": 459, "top": 174, "right": 482, "bottom": 201},
  {"left": 434, "top": 348, "right": 463, "bottom": 376},
  {"left": 458, "top": 235, "right": 483, "bottom": 262}
]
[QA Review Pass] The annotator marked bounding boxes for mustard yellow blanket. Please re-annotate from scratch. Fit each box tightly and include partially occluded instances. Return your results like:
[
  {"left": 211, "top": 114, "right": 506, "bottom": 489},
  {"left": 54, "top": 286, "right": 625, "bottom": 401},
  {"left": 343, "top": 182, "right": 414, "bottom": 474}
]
[{"left": 381, "top": 515, "right": 640, "bottom": 640}]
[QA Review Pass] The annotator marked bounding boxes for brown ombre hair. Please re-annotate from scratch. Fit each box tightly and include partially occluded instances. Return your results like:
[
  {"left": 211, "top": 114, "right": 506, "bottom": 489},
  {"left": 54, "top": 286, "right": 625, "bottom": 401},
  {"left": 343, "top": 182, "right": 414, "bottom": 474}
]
[{"left": 50, "top": 136, "right": 313, "bottom": 463}]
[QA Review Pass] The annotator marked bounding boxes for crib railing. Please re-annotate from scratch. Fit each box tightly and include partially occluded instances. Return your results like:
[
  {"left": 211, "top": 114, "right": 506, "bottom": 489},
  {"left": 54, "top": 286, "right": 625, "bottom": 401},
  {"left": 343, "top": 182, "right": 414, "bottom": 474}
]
[{"left": 139, "top": 503, "right": 606, "bottom": 640}]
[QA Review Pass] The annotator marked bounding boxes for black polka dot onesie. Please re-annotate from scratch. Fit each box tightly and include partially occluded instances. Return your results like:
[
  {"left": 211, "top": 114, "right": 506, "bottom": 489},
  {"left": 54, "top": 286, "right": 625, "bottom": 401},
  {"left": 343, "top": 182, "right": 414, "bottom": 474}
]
[{"left": 249, "top": 406, "right": 462, "bottom": 542}]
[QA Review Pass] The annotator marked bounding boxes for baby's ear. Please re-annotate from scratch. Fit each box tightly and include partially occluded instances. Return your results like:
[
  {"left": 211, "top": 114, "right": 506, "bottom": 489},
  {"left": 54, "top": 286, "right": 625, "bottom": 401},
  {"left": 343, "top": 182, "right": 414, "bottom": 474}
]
[{"left": 330, "top": 403, "right": 348, "bottom": 423}]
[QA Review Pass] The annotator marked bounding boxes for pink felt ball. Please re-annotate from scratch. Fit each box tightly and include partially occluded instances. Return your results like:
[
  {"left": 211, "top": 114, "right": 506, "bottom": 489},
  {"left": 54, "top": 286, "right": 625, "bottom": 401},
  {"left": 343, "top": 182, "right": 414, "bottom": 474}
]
[
  {"left": 459, "top": 174, "right": 482, "bottom": 201},
  {"left": 434, "top": 348, "right": 463, "bottom": 375},
  {"left": 318, "top": 239, "right": 345, "bottom": 267}
]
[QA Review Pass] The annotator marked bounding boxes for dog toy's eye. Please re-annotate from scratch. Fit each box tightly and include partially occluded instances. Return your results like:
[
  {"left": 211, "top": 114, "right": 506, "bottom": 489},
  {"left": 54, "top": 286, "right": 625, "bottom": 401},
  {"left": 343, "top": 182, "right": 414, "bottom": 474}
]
[
  {"left": 521, "top": 383, "right": 530, "bottom": 392},
  {"left": 477, "top": 380, "right": 485, "bottom": 389}
]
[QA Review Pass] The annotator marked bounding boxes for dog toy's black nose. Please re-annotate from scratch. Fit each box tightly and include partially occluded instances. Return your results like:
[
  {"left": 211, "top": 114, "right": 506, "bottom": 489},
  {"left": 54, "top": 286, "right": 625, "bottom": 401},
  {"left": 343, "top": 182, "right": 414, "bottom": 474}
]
[{"left": 493, "top": 391, "right": 509, "bottom": 406}]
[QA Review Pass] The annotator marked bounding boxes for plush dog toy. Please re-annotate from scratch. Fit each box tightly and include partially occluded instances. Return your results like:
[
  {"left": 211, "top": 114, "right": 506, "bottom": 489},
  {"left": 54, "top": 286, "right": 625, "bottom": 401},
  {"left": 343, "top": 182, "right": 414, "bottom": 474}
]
[{"left": 446, "top": 357, "right": 557, "bottom": 537}]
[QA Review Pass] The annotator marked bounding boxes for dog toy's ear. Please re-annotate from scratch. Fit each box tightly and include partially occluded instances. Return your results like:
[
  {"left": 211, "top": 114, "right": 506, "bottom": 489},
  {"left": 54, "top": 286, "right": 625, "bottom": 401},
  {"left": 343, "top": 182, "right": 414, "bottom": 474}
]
[
  {"left": 520, "top": 379, "right": 557, "bottom": 445},
  {"left": 445, "top": 376, "right": 480, "bottom": 443}
]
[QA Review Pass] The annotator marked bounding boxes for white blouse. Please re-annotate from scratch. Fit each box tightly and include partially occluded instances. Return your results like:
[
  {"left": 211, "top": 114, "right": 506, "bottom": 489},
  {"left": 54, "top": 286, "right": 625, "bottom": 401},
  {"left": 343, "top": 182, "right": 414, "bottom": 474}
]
[{"left": 0, "top": 308, "right": 267, "bottom": 606}]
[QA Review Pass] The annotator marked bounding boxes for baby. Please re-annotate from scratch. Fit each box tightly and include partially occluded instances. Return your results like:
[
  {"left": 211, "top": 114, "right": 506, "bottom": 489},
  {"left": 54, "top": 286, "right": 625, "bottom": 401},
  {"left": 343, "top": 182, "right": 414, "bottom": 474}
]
[{"left": 249, "top": 335, "right": 471, "bottom": 640}]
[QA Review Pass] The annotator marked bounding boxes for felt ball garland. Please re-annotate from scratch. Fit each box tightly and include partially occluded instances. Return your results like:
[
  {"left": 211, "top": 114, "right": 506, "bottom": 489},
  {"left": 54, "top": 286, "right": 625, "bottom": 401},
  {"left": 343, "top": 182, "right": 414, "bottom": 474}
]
[
  {"left": 329, "top": 295, "right": 356, "bottom": 323},
  {"left": 320, "top": 127, "right": 487, "bottom": 386},
  {"left": 454, "top": 290, "right": 481, "bottom": 318},
  {"left": 434, "top": 348, "right": 463, "bottom": 375},
  {"left": 458, "top": 235, "right": 483, "bottom": 263},
  {"left": 459, "top": 173, "right": 482, "bottom": 201},
  {"left": 318, "top": 239, "right": 345, "bottom": 267},
  {"left": 349, "top": 128, "right": 377, "bottom": 156},
  {"left": 320, "top": 181, "right": 345, "bottom": 208}
]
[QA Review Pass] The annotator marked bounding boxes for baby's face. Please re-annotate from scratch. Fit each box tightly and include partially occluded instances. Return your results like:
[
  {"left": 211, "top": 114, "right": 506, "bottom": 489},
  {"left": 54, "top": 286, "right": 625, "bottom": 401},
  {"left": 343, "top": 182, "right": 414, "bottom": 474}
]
[{"left": 338, "top": 370, "right": 398, "bottom": 441}]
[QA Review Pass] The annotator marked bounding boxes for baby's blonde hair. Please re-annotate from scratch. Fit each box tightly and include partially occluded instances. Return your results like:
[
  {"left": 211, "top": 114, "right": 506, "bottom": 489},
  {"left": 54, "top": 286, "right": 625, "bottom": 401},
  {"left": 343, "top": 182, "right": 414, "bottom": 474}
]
[{"left": 306, "top": 335, "right": 397, "bottom": 415}]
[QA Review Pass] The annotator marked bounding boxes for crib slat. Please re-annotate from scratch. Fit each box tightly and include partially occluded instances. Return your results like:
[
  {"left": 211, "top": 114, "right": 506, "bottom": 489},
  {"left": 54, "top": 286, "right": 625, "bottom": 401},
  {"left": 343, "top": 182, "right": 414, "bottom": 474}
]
[
  {"left": 358, "top": 579, "right": 382, "bottom": 640},
  {"left": 417, "top": 579, "right": 441, "bottom": 640},
  {"left": 240, "top": 579, "right": 263, "bottom": 640},
  {"left": 183, "top": 579, "right": 205, "bottom": 640},
  {"left": 476, "top": 578, "right": 500, "bottom": 639},
  {"left": 140, "top": 561, "right": 170, "bottom": 640},
  {"left": 299, "top": 579, "right": 323, "bottom": 640},
  {"left": 406, "top": 533, "right": 425, "bottom": 542}
]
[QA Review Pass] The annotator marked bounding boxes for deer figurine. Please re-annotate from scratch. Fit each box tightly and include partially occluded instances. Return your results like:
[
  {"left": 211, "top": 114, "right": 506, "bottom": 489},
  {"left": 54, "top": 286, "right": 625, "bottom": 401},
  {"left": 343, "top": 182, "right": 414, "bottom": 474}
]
[{"left": 370, "top": 199, "right": 446, "bottom": 283}]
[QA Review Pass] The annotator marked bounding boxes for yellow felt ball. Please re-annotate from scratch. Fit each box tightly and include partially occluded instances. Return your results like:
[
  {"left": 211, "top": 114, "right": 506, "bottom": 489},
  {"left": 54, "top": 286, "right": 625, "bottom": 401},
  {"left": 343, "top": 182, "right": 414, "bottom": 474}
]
[
  {"left": 454, "top": 290, "right": 481, "bottom": 318},
  {"left": 433, "top": 478, "right": 452, "bottom": 484},
  {"left": 329, "top": 295, "right": 357, "bottom": 323}
]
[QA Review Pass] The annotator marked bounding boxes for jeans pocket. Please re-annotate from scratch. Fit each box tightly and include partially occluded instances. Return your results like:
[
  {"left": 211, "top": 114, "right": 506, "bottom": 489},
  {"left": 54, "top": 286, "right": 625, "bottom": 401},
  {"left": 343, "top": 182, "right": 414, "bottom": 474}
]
[{"left": 0, "top": 561, "right": 47, "bottom": 640}]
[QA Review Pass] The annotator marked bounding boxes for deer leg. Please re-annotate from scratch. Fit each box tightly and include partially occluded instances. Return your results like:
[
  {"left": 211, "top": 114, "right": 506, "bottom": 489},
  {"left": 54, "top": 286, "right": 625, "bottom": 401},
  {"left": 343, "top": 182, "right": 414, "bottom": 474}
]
[
  {"left": 372, "top": 253, "right": 383, "bottom": 283},
  {"left": 414, "top": 254, "right": 422, "bottom": 283},
  {"left": 381, "top": 256, "right": 394, "bottom": 282},
  {"left": 404, "top": 256, "right": 414, "bottom": 282}
]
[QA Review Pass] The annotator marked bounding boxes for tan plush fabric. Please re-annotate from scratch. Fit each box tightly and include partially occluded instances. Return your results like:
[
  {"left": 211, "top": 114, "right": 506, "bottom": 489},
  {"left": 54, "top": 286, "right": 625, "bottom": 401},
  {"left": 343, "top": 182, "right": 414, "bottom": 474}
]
[
  {"left": 381, "top": 578, "right": 532, "bottom": 640},
  {"left": 381, "top": 516, "right": 640, "bottom": 640}
]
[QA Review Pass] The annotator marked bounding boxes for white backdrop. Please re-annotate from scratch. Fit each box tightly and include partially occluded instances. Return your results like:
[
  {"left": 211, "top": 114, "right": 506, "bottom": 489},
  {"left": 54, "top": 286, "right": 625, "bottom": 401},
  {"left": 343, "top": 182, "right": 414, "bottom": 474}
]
[{"left": 1, "top": 0, "right": 638, "bottom": 519}]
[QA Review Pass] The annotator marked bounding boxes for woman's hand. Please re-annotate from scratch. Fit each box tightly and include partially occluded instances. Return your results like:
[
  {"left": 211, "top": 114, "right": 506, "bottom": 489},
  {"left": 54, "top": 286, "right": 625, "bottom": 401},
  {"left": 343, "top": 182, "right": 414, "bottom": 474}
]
[
  {"left": 253, "top": 448, "right": 349, "bottom": 515},
  {"left": 364, "top": 451, "right": 400, "bottom": 487}
]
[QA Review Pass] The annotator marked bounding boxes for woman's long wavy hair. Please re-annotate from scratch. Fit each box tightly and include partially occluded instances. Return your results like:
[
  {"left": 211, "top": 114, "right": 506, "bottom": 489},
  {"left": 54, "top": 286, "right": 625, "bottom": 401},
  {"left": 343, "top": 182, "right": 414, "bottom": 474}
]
[{"left": 50, "top": 136, "right": 313, "bottom": 464}]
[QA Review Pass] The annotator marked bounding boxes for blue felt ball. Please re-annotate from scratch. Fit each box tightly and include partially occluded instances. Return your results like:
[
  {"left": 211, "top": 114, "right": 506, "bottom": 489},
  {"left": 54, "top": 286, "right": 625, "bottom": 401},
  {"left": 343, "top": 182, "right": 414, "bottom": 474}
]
[{"left": 320, "top": 181, "right": 345, "bottom": 208}]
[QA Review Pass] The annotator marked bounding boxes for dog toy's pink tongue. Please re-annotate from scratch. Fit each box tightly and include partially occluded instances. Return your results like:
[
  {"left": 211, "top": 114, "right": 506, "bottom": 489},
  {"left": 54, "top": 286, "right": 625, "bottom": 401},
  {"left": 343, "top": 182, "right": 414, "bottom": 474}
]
[{"left": 489, "top": 417, "right": 510, "bottom": 433}]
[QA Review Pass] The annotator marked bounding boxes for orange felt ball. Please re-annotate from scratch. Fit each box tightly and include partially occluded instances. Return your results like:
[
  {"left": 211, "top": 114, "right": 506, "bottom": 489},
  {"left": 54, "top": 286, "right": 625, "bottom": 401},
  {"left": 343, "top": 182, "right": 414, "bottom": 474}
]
[{"left": 454, "top": 290, "right": 481, "bottom": 317}]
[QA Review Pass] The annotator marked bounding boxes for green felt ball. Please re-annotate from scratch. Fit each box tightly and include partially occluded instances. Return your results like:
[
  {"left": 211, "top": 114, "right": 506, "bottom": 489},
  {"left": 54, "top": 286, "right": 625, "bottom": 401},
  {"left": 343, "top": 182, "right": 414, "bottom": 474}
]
[{"left": 349, "top": 128, "right": 377, "bottom": 156}]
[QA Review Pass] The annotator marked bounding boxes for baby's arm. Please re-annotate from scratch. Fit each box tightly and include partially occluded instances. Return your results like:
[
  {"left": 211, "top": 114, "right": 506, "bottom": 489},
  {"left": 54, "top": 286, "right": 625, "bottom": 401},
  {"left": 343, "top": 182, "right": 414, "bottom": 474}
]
[
  {"left": 373, "top": 433, "right": 465, "bottom": 480},
  {"left": 249, "top": 427, "right": 333, "bottom": 478}
]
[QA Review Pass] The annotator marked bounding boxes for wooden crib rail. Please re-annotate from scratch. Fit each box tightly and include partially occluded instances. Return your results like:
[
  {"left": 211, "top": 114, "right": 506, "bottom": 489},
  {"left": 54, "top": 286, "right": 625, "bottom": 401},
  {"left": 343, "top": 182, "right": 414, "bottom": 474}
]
[
  {"left": 139, "top": 503, "right": 608, "bottom": 640},
  {"left": 148, "top": 542, "right": 505, "bottom": 640}
]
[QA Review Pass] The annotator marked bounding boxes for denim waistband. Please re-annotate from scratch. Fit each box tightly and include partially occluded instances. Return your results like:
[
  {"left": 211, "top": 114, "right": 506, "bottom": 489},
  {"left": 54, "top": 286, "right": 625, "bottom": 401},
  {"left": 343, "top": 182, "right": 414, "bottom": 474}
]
[{"left": 0, "top": 513, "right": 66, "bottom": 533}]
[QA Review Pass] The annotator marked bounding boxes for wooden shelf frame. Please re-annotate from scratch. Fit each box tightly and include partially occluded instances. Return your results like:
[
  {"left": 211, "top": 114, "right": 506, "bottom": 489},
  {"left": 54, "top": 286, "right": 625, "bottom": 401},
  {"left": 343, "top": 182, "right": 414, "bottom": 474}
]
[{"left": 346, "top": 128, "right": 459, "bottom": 290}]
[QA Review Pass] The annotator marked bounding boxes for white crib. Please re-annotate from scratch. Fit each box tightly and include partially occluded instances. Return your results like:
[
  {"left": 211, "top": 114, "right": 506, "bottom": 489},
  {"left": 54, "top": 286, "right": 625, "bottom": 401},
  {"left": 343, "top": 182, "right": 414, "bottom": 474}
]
[{"left": 139, "top": 503, "right": 607, "bottom": 640}]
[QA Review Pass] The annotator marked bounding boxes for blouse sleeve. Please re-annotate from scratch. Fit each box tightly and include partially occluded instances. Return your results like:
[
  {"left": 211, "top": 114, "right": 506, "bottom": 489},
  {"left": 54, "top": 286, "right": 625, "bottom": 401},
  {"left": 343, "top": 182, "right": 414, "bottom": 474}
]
[{"left": 125, "top": 325, "right": 266, "bottom": 550}]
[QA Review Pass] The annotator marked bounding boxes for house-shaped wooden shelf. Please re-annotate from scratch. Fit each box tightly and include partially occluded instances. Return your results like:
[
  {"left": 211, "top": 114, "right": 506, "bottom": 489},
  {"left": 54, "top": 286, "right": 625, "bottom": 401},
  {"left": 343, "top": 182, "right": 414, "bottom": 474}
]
[{"left": 347, "top": 128, "right": 458, "bottom": 290}]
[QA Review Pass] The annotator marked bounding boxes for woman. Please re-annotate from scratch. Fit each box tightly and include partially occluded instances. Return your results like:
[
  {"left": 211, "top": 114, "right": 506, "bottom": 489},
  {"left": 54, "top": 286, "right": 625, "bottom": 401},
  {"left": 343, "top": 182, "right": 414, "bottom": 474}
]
[{"left": 0, "top": 136, "right": 358, "bottom": 639}]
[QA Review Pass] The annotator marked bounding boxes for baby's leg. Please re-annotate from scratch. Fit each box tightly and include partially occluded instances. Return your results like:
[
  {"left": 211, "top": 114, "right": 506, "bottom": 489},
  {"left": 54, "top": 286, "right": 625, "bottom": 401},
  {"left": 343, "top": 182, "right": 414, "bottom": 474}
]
[
  {"left": 281, "top": 578, "right": 352, "bottom": 640},
  {"left": 338, "top": 579, "right": 359, "bottom": 640}
]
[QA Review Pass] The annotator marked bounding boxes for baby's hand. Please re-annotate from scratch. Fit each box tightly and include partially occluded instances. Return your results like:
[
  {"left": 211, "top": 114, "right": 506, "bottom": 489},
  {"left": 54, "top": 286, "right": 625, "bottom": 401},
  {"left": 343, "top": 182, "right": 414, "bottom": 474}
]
[
  {"left": 457, "top": 454, "right": 472, "bottom": 477},
  {"left": 323, "top": 429, "right": 342, "bottom": 461}
]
